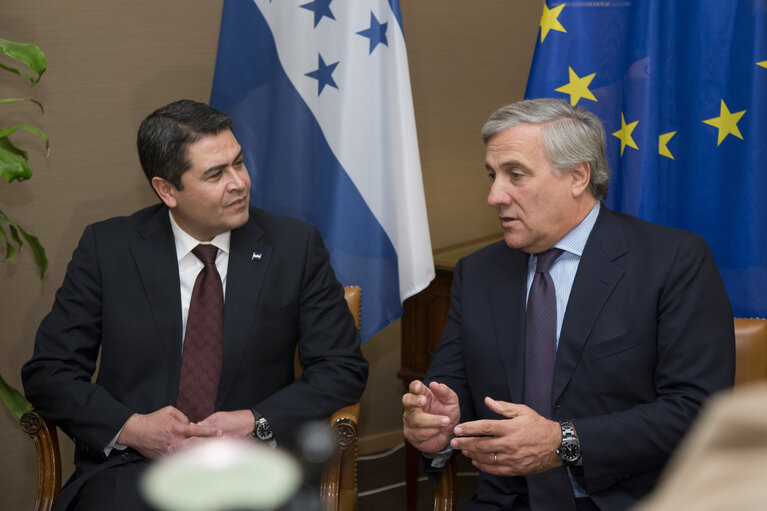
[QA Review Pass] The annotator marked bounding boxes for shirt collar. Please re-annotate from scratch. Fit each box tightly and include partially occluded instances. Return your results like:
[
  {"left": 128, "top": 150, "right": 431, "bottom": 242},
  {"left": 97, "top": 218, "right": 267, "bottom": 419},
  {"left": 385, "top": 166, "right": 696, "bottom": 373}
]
[
  {"left": 554, "top": 201, "right": 600, "bottom": 257},
  {"left": 168, "top": 210, "right": 231, "bottom": 262}
]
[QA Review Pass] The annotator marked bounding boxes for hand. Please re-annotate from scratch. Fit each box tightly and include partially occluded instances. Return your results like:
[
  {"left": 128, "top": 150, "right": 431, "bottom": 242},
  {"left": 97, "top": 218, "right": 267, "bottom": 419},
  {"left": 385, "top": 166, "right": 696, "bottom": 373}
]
[
  {"left": 195, "top": 410, "right": 256, "bottom": 439},
  {"left": 117, "top": 406, "right": 220, "bottom": 459},
  {"left": 402, "top": 380, "right": 460, "bottom": 453},
  {"left": 449, "top": 397, "right": 562, "bottom": 476},
  {"left": 172, "top": 410, "right": 257, "bottom": 451}
]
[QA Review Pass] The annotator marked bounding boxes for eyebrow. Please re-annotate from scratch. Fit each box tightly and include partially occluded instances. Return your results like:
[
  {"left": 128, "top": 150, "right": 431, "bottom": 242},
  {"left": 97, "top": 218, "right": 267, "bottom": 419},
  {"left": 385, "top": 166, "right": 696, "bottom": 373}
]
[
  {"left": 486, "top": 159, "right": 527, "bottom": 173},
  {"left": 201, "top": 149, "right": 243, "bottom": 178}
]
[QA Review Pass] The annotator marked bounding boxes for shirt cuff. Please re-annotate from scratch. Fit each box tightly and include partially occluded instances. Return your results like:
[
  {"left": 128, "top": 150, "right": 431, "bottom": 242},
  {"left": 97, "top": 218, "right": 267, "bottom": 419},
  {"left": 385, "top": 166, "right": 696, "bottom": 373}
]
[
  {"left": 422, "top": 445, "right": 454, "bottom": 468},
  {"left": 104, "top": 424, "right": 129, "bottom": 457}
]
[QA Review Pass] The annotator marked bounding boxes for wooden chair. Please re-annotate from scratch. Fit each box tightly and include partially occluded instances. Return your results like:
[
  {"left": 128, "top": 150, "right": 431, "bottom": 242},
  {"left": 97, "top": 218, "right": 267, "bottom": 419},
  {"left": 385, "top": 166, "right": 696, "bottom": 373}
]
[
  {"left": 21, "top": 285, "right": 363, "bottom": 511},
  {"left": 732, "top": 317, "right": 767, "bottom": 387},
  {"left": 430, "top": 317, "right": 767, "bottom": 511},
  {"left": 320, "top": 285, "right": 362, "bottom": 511}
]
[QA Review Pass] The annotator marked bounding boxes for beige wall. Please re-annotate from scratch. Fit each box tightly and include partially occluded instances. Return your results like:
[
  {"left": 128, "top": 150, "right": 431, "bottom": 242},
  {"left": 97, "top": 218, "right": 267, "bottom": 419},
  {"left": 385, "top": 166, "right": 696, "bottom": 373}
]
[{"left": 0, "top": 1, "right": 540, "bottom": 508}]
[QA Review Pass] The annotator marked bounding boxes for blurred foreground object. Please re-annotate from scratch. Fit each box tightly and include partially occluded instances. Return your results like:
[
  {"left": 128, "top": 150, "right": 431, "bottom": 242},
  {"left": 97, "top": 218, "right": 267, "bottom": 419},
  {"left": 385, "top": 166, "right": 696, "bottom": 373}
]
[
  {"left": 633, "top": 382, "right": 767, "bottom": 511},
  {"left": 141, "top": 438, "right": 301, "bottom": 511}
]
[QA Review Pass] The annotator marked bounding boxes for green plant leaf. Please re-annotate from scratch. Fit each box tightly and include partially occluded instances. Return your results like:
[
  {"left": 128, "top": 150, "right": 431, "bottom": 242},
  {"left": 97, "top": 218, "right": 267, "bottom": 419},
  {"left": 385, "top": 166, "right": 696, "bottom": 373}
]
[
  {"left": 0, "top": 224, "right": 18, "bottom": 261},
  {"left": 9, "top": 223, "right": 21, "bottom": 245},
  {"left": 0, "top": 123, "right": 49, "bottom": 151},
  {"left": 0, "top": 372, "right": 32, "bottom": 421},
  {"left": 0, "top": 97, "right": 44, "bottom": 114},
  {"left": 17, "top": 224, "right": 48, "bottom": 279},
  {"left": 0, "top": 210, "right": 47, "bottom": 278},
  {"left": 0, "top": 38, "right": 47, "bottom": 85},
  {"left": 0, "top": 138, "right": 32, "bottom": 182}
]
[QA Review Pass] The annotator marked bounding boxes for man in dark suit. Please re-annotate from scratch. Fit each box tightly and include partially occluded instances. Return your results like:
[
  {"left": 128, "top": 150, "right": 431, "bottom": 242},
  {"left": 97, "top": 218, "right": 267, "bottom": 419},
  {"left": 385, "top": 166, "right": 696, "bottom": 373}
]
[
  {"left": 22, "top": 99, "right": 368, "bottom": 510},
  {"left": 402, "top": 98, "right": 734, "bottom": 510}
]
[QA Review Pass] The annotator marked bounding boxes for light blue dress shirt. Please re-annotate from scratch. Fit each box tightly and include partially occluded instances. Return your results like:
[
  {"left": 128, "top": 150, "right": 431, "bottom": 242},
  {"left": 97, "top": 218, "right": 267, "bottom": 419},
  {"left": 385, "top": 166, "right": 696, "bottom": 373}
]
[{"left": 526, "top": 202, "right": 601, "bottom": 347}]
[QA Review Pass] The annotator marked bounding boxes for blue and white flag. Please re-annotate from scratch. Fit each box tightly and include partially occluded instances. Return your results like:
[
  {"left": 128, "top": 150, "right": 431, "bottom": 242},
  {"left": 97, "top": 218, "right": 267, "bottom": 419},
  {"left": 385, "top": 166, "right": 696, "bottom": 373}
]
[
  {"left": 210, "top": 0, "right": 434, "bottom": 341},
  {"left": 526, "top": 1, "right": 767, "bottom": 319}
]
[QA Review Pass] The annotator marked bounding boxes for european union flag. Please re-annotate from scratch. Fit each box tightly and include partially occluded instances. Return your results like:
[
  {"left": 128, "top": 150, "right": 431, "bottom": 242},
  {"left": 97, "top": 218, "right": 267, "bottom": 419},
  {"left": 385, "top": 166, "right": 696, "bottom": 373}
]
[
  {"left": 526, "top": 1, "right": 767, "bottom": 318},
  {"left": 210, "top": 0, "right": 435, "bottom": 341}
]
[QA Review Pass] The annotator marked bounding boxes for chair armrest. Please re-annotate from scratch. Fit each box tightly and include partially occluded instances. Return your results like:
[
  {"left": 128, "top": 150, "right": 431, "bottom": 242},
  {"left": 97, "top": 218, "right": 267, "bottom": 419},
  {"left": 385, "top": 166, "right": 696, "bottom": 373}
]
[
  {"left": 321, "top": 402, "right": 360, "bottom": 511},
  {"left": 20, "top": 410, "right": 62, "bottom": 511},
  {"left": 328, "top": 403, "right": 360, "bottom": 446},
  {"left": 433, "top": 454, "right": 456, "bottom": 511}
]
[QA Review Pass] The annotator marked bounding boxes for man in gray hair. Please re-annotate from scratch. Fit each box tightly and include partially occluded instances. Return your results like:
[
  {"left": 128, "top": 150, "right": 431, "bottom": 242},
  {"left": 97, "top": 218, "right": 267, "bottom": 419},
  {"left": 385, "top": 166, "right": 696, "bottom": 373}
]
[{"left": 403, "top": 98, "right": 734, "bottom": 510}]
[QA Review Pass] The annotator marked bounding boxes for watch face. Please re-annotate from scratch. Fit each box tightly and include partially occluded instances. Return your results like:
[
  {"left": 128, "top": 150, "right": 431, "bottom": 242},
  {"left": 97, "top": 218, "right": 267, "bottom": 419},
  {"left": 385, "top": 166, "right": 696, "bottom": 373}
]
[
  {"left": 256, "top": 419, "right": 273, "bottom": 441},
  {"left": 557, "top": 442, "right": 580, "bottom": 462}
]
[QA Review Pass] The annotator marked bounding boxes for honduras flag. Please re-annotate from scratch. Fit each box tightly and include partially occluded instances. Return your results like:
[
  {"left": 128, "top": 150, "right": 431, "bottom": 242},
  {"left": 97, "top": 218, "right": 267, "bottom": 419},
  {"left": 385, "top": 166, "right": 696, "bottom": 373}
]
[
  {"left": 526, "top": 1, "right": 767, "bottom": 319},
  {"left": 210, "top": 0, "right": 434, "bottom": 341}
]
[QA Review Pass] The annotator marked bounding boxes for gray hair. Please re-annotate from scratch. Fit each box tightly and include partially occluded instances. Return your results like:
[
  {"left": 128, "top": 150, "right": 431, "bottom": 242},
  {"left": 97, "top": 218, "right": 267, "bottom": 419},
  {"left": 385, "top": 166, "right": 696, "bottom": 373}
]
[{"left": 481, "top": 98, "right": 610, "bottom": 200}]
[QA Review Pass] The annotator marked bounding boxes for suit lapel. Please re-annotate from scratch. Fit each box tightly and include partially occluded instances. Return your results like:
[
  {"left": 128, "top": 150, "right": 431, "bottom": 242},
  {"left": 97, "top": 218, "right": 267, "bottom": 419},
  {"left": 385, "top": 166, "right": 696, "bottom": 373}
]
[
  {"left": 491, "top": 248, "right": 529, "bottom": 403},
  {"left": 216, "top": 214, "right": 272, "bottom": 407},
  {"left": 552, "top": 207, "right": 628, "bottom": 403},
  {"left": 131, "top": 206, "right": 184, "bottom": 403}
]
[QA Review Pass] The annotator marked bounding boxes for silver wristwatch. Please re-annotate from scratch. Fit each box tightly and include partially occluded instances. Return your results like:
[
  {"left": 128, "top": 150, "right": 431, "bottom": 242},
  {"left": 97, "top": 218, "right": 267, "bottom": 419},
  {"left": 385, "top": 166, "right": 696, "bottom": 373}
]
[
  {"left": 556, "top": 420, "right": 581, "bottom": 465},
  {"left": 251, "top": 410, "right": 274, "bottom": 441}
]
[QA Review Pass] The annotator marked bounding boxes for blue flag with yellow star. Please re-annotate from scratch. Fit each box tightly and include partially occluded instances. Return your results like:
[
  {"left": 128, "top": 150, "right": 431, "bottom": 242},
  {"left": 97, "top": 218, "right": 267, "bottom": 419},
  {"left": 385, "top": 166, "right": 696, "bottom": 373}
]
[
  {"left": 526, "top": 1, "right": 767, "bottom": 319},
  {"left": 209, "top": 0, "right": 434, "bottom": 341}
]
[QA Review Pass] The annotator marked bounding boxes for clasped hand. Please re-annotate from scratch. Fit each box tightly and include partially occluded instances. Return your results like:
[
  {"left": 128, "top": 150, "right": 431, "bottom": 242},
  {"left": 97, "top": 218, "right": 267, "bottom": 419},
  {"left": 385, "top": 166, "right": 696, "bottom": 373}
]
[
  {"left": 452, "top": 397, "right": 563, "bottom": 476},
  {"left": 117, "top": 406, "right": 255, "bottom": 459},
  {"left": 403, "top": 381, "right": 563, "bottom": 476}
]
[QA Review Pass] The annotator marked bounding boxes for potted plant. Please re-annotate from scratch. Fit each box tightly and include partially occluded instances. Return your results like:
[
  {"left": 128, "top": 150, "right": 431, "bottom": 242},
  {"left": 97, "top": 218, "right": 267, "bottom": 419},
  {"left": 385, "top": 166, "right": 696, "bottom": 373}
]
[{"left": 0, "top": 37, "right": 49, "bottom": 419}]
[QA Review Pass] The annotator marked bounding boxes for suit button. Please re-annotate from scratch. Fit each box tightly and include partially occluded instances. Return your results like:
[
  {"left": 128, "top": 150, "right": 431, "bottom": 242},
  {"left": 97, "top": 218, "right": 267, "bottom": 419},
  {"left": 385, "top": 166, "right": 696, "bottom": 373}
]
[{"left": 121, "top": 452, "right": 131, "bottom": 460}]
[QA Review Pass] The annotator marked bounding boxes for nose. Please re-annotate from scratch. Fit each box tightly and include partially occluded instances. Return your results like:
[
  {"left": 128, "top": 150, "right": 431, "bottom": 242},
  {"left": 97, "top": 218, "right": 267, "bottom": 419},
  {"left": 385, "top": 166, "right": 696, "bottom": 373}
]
[
  {"left": 487, "top": 180, "right": 510, "bottom": 208},
  {"left": 227, "top": 167, "right": 249, "bottom": 191}
]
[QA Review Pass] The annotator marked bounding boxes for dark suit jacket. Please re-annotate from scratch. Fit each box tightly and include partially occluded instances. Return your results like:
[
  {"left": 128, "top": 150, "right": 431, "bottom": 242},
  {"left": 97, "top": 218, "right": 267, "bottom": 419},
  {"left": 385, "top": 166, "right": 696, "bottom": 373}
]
[
  {"left": 22, "top": 204, "right": 368, "bottom": 507},
  {"left": 425, "top": 205, "right": 734, "bottom": 511}
]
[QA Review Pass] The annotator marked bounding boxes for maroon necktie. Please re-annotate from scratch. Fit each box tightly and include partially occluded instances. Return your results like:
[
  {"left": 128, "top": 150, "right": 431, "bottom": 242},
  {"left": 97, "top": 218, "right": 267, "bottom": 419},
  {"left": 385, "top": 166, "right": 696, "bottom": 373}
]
[
  {"left": 176, "top": 244, "right": 224, "bottom": 423},
  {"left": 523, "top": 248, "right": 576, "bottom": 510}
]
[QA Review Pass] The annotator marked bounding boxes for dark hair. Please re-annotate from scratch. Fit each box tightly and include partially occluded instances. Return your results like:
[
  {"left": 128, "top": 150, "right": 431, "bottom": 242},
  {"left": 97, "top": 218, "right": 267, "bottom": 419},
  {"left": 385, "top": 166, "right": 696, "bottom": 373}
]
[
  {"left": 137, "top": 99, "right": 233, "bottom": 190},
  {"left": 481, "top": 98, "right": 610, "bottom": 200}
]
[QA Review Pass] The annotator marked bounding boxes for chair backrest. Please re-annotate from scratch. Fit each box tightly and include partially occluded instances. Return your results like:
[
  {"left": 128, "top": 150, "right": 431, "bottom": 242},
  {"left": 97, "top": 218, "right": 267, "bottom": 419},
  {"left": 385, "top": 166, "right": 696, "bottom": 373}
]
[
  {"left": 733, "top": 317, "right": 767, "bottom": 387},
  {"left": 344, "top": 286, "right": 361, "bottom": 330}
]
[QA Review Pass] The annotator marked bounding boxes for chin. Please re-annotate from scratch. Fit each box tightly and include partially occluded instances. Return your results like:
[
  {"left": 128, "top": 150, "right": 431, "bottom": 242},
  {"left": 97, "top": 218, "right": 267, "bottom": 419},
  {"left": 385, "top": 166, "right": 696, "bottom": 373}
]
[
  {"left": 502, "top": 232, "right": 522, "bottom": 249},
  {"left": 231, "top": 212, "right": 249, "bottom": 230},
  {"left": 503, "top": 236, "right": 537, "bottom": 254}
]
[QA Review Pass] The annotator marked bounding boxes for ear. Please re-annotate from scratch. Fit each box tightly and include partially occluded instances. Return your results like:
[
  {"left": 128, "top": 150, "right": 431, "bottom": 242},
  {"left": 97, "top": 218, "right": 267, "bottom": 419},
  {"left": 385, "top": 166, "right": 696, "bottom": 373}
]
[
  {"left": 569, "top": 162, "right": 591, "bottom": 198},
  {"left": 151, "top": 177, "right": 178, "bottom": 208}
]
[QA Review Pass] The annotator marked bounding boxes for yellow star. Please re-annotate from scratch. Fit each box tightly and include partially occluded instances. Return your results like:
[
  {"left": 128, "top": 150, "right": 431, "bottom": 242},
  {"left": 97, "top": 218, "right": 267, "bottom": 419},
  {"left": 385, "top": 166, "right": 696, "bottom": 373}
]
[
  {"left": 758, "top": 60, "right": 767, "bottom": 69},
  {"left": 702, "top": 99, "right": 746, "bottom": 145},
  {"left": 658, "top": 131, "right": 676, "bottom": 160},
  {"left": 612, "top": 113, "right": 639, "bottom": 156},
  {"left": 555, "top": 67, "right": 597, "bottom": 106},
  {"left": 540, "top": 3, "right": 567, "bottom": 43}
]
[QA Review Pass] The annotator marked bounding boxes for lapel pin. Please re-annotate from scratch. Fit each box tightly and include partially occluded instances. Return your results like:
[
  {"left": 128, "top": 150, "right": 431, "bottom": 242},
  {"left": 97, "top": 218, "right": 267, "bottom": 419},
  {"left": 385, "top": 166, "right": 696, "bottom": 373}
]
[{"left": 251, "top": 252, "right": 262, "bottom": 261}]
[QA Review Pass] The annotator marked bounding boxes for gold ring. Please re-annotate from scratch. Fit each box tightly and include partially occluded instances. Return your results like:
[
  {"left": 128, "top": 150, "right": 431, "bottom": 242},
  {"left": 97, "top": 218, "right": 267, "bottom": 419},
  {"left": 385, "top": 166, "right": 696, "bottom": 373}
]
[{"left": 494, "top": 452, "right": 497, "bottom": 464}]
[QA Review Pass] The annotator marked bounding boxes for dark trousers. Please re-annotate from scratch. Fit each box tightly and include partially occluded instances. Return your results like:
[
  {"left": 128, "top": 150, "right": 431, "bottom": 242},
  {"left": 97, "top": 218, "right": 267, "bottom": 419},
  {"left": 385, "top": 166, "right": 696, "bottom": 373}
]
[{"left": 61, "top": 458, "right": 157, "bottom": 511}]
